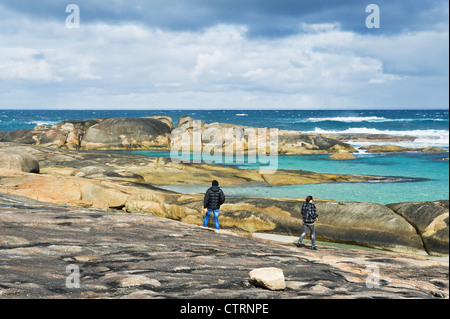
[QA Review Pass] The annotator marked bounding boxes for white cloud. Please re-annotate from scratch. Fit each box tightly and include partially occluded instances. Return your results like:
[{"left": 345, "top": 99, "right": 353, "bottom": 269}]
[
  {"left": 0, "top": 5, "right": 447, "bottom": 109},
  {"left": 0, "top": 49, "right": 56, "bottom": 82}
]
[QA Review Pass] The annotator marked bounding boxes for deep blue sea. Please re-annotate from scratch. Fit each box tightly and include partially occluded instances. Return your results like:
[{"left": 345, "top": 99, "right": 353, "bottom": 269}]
[{"left": 1, "top": 109, "right": 448, "bottom": 204}]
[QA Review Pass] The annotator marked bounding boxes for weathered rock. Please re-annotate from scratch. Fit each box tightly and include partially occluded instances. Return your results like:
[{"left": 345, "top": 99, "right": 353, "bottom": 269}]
[
  {"left": 313, "top": 201, "right": 425, "bottom": 254},
  {"left": 115, "top": 276, "right": 161, "bottom": 288},
  {"left": 361, "top": 145, "right": 449, "bottom": 154},
  {"left": 0, "top": 151, "right": 40, "bottom": 173},
  {"left": 145, "top": 116, "right": 174, "bottom": 130},
  {"left": 66, "top": 129, "right": 84, "bottom": 149},
  {"left": 37, "top": 128, "right": 68, "bottom": 148},
  {"left": 0, "top": 117, "right": 173, "bottom": 151},
  {"left": 361, "top": 145, "right": 415, "bottom": 153},
  {"left": 421, "top": 147, "right": 448, "bottom": 153},
  {"left": 0, "top": 142, "right": 445, "bottom": 255},
  {"left": 0, "top": 143, "right": 446, "bottom": 256},
  {"left": 0, "top": 128, "right": 43, "bottom": 144},
  {"left": 176, "top": 116, "right": 205, "bottom": 129},
  {"left": 334, "top": 133, "right": 417, "bottom": 143},
  {"left": 0, "top": 142, "right": 395, "bottom": 187},
  {"left": 1, "top": 167, "right": 446, "bottom": 255},
  {"left": 171, "top": 116, "right": 356, "bottom": 156},
  {"left": 81, "top": 117, "right": 172, "bottom": 150},
  {"left": 328, "top": 152, "right": 356, "bottom": 160},
  {"left": 71, "top": 166, "right": 144, "bottom": 184},
  {"left": 1, "top": 123, "right": 84, "bottom": 149},
  {"left": 249, "top": 267, "right": 286, "bottom": 290},
  {"left": 387, "top": 201, "right": 449, "bottom": 256},
  {"left": 0, "top": 192, "right": 448, "bottom": 299}
]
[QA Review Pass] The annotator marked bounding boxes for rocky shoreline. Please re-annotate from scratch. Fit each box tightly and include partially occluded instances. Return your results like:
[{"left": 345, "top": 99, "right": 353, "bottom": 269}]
[
  {"left": 0, "top": 193, "right": 448, "bottom": 299},
  {"left": 0, "top": 116, "right": 448, "bottom": 299},
  {"left": 2, "top": 115, "right": 448, "bottom": 155},
  {"left": 0, "top": 141, "right": 448, "bottom": 257}
]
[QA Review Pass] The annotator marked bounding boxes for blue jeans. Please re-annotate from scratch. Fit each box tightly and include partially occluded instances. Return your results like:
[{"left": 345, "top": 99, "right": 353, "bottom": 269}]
[
  {"left": 203, "top": 208, "right": 220, "bottom": 230},
  {"left": 298, "top": 224, "right": 316, "bottom": 248}
]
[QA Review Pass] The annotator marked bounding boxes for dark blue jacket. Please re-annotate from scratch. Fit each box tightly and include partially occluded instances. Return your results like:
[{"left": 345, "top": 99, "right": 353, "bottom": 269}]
[{"left": 204, "top": 186, "right": 225, "bottom": 210}]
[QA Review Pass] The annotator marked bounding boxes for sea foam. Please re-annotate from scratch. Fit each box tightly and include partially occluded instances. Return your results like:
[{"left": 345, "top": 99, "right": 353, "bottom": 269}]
[{"left": 310, "top": 127, "right": 449, "bottom": 148}]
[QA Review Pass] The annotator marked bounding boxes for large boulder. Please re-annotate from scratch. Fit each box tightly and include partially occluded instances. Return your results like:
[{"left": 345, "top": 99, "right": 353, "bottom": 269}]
[
  {"left": 81, "top": 117, "right": 172, "bottom": 150},
  {"left": 0, "top": 117, "right": 173, "bottom": 151},
  {"left": 277, "top": 130, "right": 356, "bottom": 155},
  {"left": 0, "top": 151, "right": 40, "bottom": 173},
  {"left": 387, "top": 201, "right": 449, "bottom": 256},
  {"left": 0, "top": 128, "right": 43, "bottom": 145},
  {"left": 328, "top": 152, "right": 356, "bottom": 160},
  {"left": 312, "top": 201, "right": 425, "bottom": 254},
  {"left": 0, "top": 124, "right": 83, "bottom": 149},
  {"left": 171, "top": 116, "right": 356, "bottom": 156}
]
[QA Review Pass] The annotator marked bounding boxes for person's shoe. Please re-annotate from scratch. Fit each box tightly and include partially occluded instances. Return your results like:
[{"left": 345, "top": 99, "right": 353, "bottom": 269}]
[
  {"left": 311, "top": 246, "right": 318, "bottom": 250},
  {"left": 296, "top": 244, "right": 305, "bottom": 248}
]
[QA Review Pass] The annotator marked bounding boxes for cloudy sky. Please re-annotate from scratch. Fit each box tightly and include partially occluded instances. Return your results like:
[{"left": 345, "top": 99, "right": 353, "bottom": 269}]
[{"left": 0, "top": 0, "right": 448, "bottom": 110}]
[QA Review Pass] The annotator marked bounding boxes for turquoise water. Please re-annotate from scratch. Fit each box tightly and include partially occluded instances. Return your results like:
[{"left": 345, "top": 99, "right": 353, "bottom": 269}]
[{"left": 127, "top": 150, "right": 449, "bottom": 204}]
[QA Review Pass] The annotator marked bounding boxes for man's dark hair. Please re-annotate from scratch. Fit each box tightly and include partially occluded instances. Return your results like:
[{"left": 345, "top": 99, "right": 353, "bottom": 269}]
[{"left": 212, "top": 180, "right": 219, "bottom": 186}]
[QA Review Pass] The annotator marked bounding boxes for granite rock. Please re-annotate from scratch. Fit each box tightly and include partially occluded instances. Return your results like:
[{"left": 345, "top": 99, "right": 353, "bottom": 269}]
[
  {"left": 0, "top": 143, "right": 447, "bottom": 256},
  {"left": 360, "top": 145, "right": 449, "bottom": 153},
  {"left": 0, "top": 151, "right": 40, "bottom": 173},
  {"left": 0, "top": 193, "right": 448, "bottom": 299},
  {"left": 171, "top": 116, "right": 356, "bottom": 156},
  {"left": 328, "top": 152, "right": 356, "bottom": 160},
  {"left": 0, "top": 117, "right": 173, "bottom": 151},
  {"left": 249, "top": 267, "right": 286, "bottom": 290},
  {"left": 80, "top": 117, "right": 173, "bottom": 150},
  {"left": 387, "top": 201, "right": 449, "bottom": 256}
]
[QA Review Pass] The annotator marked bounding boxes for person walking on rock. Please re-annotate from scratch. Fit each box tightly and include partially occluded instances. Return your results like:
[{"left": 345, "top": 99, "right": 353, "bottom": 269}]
[
  {"left": 203, "top": 180, "right": 226, "bottom": 230},
  {"left": 297, "top": 196, "right": 319, "bottom": 250}
]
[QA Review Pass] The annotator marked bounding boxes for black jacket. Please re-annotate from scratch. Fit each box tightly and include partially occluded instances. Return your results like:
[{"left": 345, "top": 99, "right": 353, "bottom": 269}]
[
  {"left": 204, "top": 186, "right": 225, "bottom": 210},
  {"left": 301, "top": 202, "right": 318, "bottom": 224}
]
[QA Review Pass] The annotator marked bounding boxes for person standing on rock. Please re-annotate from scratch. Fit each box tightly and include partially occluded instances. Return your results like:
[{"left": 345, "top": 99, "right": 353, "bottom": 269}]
[
  {"left": 297, "top": 196, "right": 319, "bottom": 250},
  {"left": 203, "top": 180, "right": 226, "bottom": 230}
]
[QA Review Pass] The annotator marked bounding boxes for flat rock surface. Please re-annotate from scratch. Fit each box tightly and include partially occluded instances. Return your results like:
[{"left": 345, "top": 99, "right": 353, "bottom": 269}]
[
  {"left": 0, "top": 193, "right": 448, "bottom": 299},
  {"left": 0, "top": 142, "right": 421, "bottom": 187}
]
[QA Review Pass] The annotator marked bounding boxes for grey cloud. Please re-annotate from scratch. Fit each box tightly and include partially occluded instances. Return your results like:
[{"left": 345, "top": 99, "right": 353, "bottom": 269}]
[
  {"left": 0, "top": 0, "right": 447, "bottom": 109},
  {"left": 0, "top": 0, "right": 447, "bottom": 37}
]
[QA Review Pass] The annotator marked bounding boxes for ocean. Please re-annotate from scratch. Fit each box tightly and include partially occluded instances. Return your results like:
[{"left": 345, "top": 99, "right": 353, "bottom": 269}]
[{"left": 1, "top": 109, "right": 448, "bottom": 204}]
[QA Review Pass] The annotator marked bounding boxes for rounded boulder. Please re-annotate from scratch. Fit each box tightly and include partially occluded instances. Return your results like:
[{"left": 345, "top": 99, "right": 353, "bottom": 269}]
[{"left": 0, "top": 151, "right": 40, "bottom": 173}]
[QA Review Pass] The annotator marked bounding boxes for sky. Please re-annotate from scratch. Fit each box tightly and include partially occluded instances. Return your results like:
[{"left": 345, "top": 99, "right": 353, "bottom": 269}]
[{"left": 0, "top": 0, "right": 448, "bottom": 110}]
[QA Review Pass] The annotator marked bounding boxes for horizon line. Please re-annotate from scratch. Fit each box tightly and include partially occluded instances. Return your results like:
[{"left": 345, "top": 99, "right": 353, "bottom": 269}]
[{"left": 0, "top": 108, "right": 449, "bottom": 111}]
